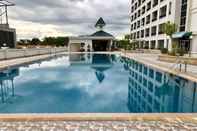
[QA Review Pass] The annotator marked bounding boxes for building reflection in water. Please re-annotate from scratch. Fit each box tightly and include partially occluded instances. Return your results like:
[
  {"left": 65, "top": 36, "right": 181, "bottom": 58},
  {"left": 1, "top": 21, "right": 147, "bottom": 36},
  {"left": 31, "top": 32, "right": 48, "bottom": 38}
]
[
  {"left": 0, "top": 68, "right": 19, "bottom": 103},
  {"left": 122, "top": 57, "right": 197, "bottom": 113},
  {"left": 69, "top": 53, "right": 114, "bottom": 83}
]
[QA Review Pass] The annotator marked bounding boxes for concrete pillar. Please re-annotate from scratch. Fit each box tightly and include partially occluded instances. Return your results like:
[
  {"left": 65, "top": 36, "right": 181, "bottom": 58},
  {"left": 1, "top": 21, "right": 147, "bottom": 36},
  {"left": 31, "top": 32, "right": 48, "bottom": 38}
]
[
  {"left": 149, "top": 41, "right": 151, "bottom": 49},
  {"left": 155, "top": 40, "right": 158, "bottom": 49},
  {"left": 110, "top": 40, "right": 113, "bottom": 51},
  {"left": 191, "top": 35, "right": 197, "bottom": 57}
]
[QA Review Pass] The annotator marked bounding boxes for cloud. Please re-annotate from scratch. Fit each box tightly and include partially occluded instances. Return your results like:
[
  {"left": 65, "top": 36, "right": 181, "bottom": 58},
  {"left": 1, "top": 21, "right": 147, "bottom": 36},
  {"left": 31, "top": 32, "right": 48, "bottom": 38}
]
[{"left": 8, "top": 0, "right": 129, "bottom": 39}]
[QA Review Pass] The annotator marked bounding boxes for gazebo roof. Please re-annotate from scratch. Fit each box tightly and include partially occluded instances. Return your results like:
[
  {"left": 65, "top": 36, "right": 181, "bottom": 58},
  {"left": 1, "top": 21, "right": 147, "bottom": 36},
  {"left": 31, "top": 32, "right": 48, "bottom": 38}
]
[
  {"left": 90, "top": 30, "right": 114, "bottom": 37},
  {"left": 95, "top": 17, "right": 106, "bottom": 28}
]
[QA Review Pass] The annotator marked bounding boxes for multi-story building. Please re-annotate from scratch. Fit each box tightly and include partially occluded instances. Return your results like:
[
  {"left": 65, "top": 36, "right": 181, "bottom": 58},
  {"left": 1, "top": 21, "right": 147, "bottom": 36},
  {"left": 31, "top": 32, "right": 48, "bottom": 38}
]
[{"left": 130, "top": 0, "right": 197, "bottom": 56}]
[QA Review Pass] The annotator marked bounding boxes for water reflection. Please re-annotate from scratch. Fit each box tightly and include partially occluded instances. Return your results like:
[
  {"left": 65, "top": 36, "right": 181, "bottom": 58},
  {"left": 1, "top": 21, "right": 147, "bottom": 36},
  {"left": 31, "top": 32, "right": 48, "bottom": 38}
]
[
  {"left": 0, "top": 68, "right": 19, "bottom": 103},
  {"left": 69, "top": 54, "right": 114, "bottom": 83},
  {"left": 0, "top": 54, "right": 196, "bottom": 113},
  {"left": 122, "top": 57, "right": 197, "bottom": 113}
]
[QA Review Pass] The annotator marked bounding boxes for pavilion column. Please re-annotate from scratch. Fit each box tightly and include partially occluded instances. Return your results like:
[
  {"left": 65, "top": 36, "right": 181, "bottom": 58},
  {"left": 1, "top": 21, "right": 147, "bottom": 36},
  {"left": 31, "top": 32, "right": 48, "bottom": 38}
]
[{"left": 109, "top": 40, "right": 113, "bottom": 51}]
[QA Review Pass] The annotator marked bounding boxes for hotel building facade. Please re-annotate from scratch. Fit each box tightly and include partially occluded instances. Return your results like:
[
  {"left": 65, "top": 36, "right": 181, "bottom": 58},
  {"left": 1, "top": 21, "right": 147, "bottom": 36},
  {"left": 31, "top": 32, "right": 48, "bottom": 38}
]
[{"left": 130, "top": 0, "right": 197, "bottom": 55}]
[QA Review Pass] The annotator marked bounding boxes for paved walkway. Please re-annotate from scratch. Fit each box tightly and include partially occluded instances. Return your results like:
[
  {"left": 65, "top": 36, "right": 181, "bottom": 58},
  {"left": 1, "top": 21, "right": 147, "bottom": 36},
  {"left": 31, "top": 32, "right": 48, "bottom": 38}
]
[
  {"left": 123, "top": 53, "right": 197, "bottom": 82},
  {"left": 0, "top": 52, "right": 67, "bottom": 71},
  {"left": 0, "top": 120, "right": 196, "bottom": 130}
]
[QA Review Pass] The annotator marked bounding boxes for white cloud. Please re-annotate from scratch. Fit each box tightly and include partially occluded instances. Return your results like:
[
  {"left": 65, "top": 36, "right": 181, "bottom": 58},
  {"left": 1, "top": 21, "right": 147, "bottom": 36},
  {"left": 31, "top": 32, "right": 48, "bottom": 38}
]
[{"left": 8, "top": 0, "right": 129, "bottom": 39}]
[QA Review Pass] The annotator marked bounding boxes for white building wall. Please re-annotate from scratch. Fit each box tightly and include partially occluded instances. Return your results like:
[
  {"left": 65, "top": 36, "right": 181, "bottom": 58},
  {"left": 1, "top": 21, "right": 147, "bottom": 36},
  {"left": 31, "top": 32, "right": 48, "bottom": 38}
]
[
  {"left": 69, "top": 38, "right": 93, "bottom": 52},
  {"left": 130, "top": 0, "right": 183, "bottom": 51},
  {"left": 189, "top": 0, "right": 197, "bottom": 56}
]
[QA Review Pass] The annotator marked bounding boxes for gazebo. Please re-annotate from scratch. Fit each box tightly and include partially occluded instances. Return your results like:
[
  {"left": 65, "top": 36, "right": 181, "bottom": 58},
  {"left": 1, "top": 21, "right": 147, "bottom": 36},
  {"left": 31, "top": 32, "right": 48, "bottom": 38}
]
[{"left": 69, "top": 17, "right": 115, "bottom": 52}]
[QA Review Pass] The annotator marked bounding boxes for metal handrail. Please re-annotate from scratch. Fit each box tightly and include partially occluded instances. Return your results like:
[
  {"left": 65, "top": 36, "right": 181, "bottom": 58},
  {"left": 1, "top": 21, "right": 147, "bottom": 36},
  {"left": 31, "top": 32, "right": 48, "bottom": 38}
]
[{"left": 170, "top": 56, "right": 188, "bottom": 72}]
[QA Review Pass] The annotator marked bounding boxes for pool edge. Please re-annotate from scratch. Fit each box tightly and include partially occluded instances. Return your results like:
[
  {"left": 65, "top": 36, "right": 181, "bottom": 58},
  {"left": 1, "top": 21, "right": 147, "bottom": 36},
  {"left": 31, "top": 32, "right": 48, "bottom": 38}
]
[{"left": 0, "top": 113, "right": 196, "bottom": 122}]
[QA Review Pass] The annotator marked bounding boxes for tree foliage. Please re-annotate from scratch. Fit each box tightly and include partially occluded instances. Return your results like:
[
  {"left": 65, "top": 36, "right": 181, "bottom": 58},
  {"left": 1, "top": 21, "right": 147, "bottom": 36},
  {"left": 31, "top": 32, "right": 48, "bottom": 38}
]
[
  {"left": 31, "top": 38, "right": 41, "bottom": 45},
  {"left": 117, "top": 34, "right": 131, "bottom": 50},
  {"left": 17, "top": 37, "right": 69, "bottom": 47},
  {"left": 164, "top": 21, "right": 177, "bottom": 37}
]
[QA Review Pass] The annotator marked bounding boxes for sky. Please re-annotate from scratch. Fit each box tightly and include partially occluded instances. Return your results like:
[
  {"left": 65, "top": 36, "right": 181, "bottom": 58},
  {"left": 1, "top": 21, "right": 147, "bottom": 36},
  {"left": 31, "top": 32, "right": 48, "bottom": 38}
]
[{"left": 7, "top": 0, "right": 130, "bottom": 40}]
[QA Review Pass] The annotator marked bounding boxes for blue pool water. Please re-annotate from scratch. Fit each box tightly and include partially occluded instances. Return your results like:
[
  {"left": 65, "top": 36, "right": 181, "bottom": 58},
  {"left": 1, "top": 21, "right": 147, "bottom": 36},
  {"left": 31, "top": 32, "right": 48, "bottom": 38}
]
[{"left": 0, "top": 53, "right": 196, "bottom": 113}]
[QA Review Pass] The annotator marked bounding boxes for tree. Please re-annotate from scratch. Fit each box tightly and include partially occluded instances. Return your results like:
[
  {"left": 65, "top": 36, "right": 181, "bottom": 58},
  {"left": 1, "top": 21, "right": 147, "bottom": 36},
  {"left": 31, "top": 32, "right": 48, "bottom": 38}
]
[
  {"left": 31, "top": 38, "right": 41, "bottom": 45},
  {"left": 42, "top": 37, "right": 69, "bottom": 47},
  {"left": 42, "top": 37, "right": 55, "bottom": 46},
  {"left": 163, "top": 21, "right": 178, "bottom": 55},
  {"left": 163, "top": 21, "right": 177, "bottom": 38},
  {"left": 17, "top": 39, "right": 26, "bottom": 45}
]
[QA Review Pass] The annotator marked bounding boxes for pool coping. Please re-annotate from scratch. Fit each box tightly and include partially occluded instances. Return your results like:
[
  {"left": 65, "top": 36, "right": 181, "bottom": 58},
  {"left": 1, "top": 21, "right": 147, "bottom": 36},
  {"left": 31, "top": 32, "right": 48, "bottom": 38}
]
[{"left": 0, "top": 113, "right": 196, "bottom": 122}]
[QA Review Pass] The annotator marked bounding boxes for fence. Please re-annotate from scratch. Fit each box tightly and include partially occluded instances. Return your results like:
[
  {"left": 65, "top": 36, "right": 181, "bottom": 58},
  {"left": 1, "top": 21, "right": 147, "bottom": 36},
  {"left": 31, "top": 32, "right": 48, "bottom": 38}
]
[{"left": 0, "top": 47, "right": 67, "bottom": 60}]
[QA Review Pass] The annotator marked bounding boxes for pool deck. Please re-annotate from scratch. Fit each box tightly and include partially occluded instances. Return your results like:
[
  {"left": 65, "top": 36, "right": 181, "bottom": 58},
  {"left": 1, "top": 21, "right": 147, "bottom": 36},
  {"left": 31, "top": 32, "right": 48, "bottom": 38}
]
[
  {"left": 0, "top": 52, "right": 197, "bottom": 129},
  {"left": 122, "top": 52, "right": 197, "bottom": 83},
  {"left": 0, "top": 114, "right": 196, "bottom": 130},
  {"left": 0, "top": 52, "right": 67, "bottom": 71}
]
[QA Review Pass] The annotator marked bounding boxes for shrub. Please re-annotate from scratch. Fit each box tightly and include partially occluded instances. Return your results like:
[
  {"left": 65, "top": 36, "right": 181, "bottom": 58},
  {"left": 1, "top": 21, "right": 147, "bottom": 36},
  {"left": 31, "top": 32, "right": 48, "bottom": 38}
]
[
  {"left": 177, "top": 48, "right": 185, "bottom": 56},
  {"left": 168, "top": 50, "right": 176, "bottom": 56},
  {"left": 161, "top": 48, "right": 168, "bottom": 54}
]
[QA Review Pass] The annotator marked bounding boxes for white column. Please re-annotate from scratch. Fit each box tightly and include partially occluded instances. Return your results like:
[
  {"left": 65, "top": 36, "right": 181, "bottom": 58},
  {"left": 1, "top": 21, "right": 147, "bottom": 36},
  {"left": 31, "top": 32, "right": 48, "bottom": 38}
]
[
  {"left": 155, "top": 40, "right": 158, "bottom": 49},
  {"left": 191, "top": 35, "right": 197, "bottom": 57}
]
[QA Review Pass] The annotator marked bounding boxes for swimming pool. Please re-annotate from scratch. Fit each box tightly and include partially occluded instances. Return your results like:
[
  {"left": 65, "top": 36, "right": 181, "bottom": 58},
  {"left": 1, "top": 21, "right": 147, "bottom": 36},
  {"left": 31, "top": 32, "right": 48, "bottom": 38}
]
[{"left": 0, "top": 53, "right": 196, "bottom": 113}]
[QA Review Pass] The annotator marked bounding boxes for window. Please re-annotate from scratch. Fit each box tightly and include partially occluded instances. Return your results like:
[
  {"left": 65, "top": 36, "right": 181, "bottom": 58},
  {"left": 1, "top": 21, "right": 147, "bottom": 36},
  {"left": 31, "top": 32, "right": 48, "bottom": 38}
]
[
  {"left": 151, "top": 26, "right": 157, "bottom": 36},
  {"left": 153, "top": 0, "right": 158, "bottom": 7},
  {"left": 152, "top": 10, "right": 158, "bottom": 22},
  {"left": 131, "top": 24, "right": 134, "bottom": 31},
  {"left": 158, "top": 23, "right": 165, "bottom": 34},
  {"left": 147, "top": 1, "right": 151, "bottom": 11},
  {"left": 131, "top": 6, "right": 134, "bottom": 13},
  {"left": 137, "top": 20, "right": 141, "bottom": 28},
  {"left": 133, "top": 32, "right": 136, "bottom": 39},
  {"left": 160, "top": 5, "right": 167, "bottom": 18},
  {"left": 134, "top": 13, "right": 137, "bottom": 19},
  {"left": 142, "top": 6, "right": 146, "bottom": 14},
  {"left": 137, "top": 31, "right": 140, "bottom": 38},
  {"left": 158, "top": 40, "right": 164, "bottom": 49},
  {"left": 141, "top": 30, "right": 144, "bottom": 38},
  {"left": 138, "top": 0, "right": 142, "bottom": 7},
  {"left": 145, "top": 28, "right": 150, "bottom": 37},
  {"left": 169, "top": 2, "right": 172, "bottom": 15},
  {"left": 145, "top": 41, "right": 149, "bottom": 49},
  {"left": 141, "top": 18, "right": 145, "bottom": 26},
  {"left": 135, "top": 3, "right": 138, "bottom": 10},
  {"left": 180, "top": 0, "right": 188, "bottom": 31},
  {"left": 146, "top": 15, "right": 151, "bottom": 24},
  {"left": 150, "top": 40, "right": 156, "bottom": 49},
  {"left": 134, "top": 22, "right": 136, "bottom": 29},
  {"left": 138, "top": 9, "right": 141, "bottom": 17}
]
